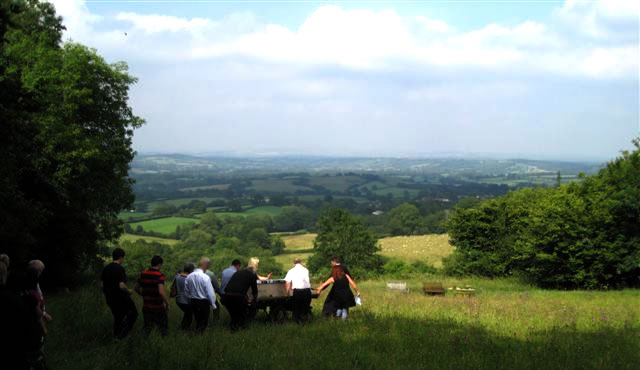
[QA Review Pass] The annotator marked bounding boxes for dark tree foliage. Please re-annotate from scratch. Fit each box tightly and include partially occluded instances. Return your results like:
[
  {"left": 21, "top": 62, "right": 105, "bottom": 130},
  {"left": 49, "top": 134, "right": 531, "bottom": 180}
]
[
  {"left": 0, "top": 1, "right": 143, "bottom": 286},
  {"left": 444, "top": 139, "right": 640, "bottom": 289},
  {"left": 308, "top": 208, "right": 382, "bottom": 277}
]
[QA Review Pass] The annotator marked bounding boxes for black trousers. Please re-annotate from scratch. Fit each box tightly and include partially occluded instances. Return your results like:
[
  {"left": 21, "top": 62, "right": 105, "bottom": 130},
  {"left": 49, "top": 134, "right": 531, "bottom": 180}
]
[
  {"left": 191, "top": 299, "right": 210, "bottom": 332},
  {"left": 292, "top": 288, "right": 312, "bottom": 322},
  {"left": 142, "top": 307, "right": 168, "bottom": 336},
  {"left": 222, "top": 295, "right": 248, "bottom": 331},
  {"left": 177, "top": 302, "right": 193, "bottom": 330},
  {"left": 106, "top": 295, "right": 138, "bottom": 339}
]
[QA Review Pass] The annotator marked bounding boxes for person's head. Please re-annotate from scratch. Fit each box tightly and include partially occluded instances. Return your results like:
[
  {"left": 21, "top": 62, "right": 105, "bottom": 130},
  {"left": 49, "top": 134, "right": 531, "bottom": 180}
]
[
  {"left": 231, "top": 259, "right": 241, "bottom": 269},
  {"left": 330, "top": 256, "right": 341, "bottom": 266},
  {"left": 112, "top": 247, "right": 125, "bottom": 262},
  {"left": 293, "top": 257, "right": 302, "bottom": 266},
  {"left": 183, "top": 262, "right": 195, "bottom": 274},
  {"left": 248, "top": 257, "right": 260, "bottom": 271},
  {"left": 0, "top": 254, "right": 9, "bottom": 268},
  {"left": 199, "top": 257, "right": 210, "bottom": 270},
  {"left": 151, "top": 255, "right": 163, "bottom": 268},
  {"left": 331, "top": 265, "right": 345, "bottom": 280},
  {"left": 27, "top": 260, "right": 45, "bottom": 277},
  {"left": 0, "top": 260, "right": 8, "bottom": 285}
]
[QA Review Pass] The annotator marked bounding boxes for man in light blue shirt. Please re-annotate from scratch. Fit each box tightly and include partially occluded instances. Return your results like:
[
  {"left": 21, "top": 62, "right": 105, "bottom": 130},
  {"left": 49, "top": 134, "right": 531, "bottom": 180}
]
[
  {"left": 220, "top": 259, "right": 242, "bottom": 295},
  {"left": 185, "top": 257, "right": 216, "bottom": 332}
]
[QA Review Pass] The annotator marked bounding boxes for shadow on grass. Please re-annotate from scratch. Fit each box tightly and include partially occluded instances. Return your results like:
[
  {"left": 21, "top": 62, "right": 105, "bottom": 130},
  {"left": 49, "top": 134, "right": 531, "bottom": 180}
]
[{"left": 45, "top": 289, "right": 639, "bottom": 370}]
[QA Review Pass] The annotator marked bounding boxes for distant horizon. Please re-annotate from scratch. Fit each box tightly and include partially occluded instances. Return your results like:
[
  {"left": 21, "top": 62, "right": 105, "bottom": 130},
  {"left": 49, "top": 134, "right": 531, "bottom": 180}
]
[{"left": 134, "top": 149, "right": 611, "bottom": 164}]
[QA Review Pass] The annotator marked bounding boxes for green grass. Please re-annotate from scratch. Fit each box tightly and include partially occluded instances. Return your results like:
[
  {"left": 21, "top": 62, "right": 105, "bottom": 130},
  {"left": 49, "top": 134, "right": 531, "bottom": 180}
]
[
  {"left": 244, "top": 206, "right": 283, "bottom": 217},
  {"left": 307, "top": 175, "right": 365, "bottom": 192},
  {"left": 249, "top": 179, "right": 312, "bottom": 193},
  {"left": 146, "top": 197, "right": 221, "bottom": 210},
  {"left": 130, "top": 217, "right": 199, "bottom": 234},
  {"left": 379, "top": 234, "right": 453, "bottom": 267},
  {"left": 215, "top": 206, "right": 283, "bottom": 218},
  {"left": 118, "top": 211, "right": 150, "bottom": 220},
  {"left": 119, "top": 233, "right": 179, "bottom": 246},
  {"left": 44, "top": 278, "right": 640, "bottom": 370}
]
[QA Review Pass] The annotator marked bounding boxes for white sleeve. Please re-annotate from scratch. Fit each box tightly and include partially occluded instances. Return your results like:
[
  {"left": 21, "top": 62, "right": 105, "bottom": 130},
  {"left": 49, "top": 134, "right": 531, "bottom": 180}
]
[
  {"left": 206, "top": 277, "right": 216, "bottom": 308},
  {"left": 284, "top": 270, "right": 292, "bottom": 282}
]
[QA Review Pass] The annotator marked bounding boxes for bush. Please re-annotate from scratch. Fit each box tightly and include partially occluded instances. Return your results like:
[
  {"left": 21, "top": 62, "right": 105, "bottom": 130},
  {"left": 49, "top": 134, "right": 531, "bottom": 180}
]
[{"left": 444, "top": 139, "right": 640, "bottom": 289}]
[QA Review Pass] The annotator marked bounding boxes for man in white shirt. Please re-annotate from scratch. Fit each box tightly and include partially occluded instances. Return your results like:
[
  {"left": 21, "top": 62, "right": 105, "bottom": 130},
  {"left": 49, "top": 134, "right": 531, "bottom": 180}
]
[
  {"left": 284, "top": 258, "right": 312, "bottom": 323},
  {"left": 185, "top": 257, "right": 216, "bottom": 332}
]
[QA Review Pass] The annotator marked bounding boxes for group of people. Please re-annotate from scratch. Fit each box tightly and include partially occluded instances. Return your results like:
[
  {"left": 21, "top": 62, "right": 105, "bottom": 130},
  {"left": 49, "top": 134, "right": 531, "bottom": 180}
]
[
  {"left": 100, "top": 248, "right": 273, "bottom": 337},
  {"left": 101, "top": 248, "right": 361, "bottom": 339},
  {"left": 0, "top": 254, "right": 51, "bottom": 370}
]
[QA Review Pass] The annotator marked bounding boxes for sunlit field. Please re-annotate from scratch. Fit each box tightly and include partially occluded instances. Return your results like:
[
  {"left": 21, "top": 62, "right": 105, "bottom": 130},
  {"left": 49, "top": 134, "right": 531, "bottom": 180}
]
[
  {"left": 119, "top": 233, "right": 179, "bottom": 246},
  {"left": 379, "top": 234, "right": 453, "bottom": 267},
  {"left": 130, "top": 217, "right": 199, "bottom": 234},
  {"left": 45, "top": 277, "right": 639, "bottom": 370}
]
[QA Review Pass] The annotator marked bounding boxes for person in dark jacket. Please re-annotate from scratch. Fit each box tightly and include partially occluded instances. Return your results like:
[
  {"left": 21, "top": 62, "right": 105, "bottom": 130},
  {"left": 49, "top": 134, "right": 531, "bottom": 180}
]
[
  {"left": 101, "top": 248, "right": 138, "bottom": 339},
  {"left": 222, "top": 257, "right": 259, "bottom": 331}
]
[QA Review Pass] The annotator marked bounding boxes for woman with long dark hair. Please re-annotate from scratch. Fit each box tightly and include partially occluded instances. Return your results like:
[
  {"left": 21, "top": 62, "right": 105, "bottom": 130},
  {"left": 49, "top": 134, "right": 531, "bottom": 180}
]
[{"left": 316, "top": 265, "right": 360, "bottom": 320}]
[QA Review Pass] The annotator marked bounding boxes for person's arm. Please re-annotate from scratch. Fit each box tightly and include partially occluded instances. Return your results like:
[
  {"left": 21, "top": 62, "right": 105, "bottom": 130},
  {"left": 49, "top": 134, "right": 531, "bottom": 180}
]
[
  {"left": 257, "top": 272, "right": 272, "bottom": 281},
  {"left": 346, "top": 274, "right": 360, "bottom": 295},
  {"left": 35, "top": 302, "right": 47, "bottom": 336},
  {"left": 316, "top": 277, "right": 334, "bottom": 294},
  {"left": 211, "top": 276, "right": 220, "bottom": 294},
  {"left": 170, "top": 279, "right": 177, "bottom": 298},
  {"left": 284, "top": 281, "right": 292, "bottom": 295},
  {"left": 134, "top": 280, "right": 143, "bottom": 296},
  {"left": 250, "top": 275, "right": 258, "bottom": 303},
  {"left": 158, "top": 283, "right": 169, "bottom": 310},
  {"left": 206, "top": 278, "right": 216, "bottom": 307}
]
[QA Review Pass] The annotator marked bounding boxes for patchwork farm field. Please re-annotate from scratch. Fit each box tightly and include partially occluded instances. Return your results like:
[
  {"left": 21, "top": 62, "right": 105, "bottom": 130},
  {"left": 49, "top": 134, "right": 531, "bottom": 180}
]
[
  {"left": 379, "top": 234, "right": 453, "bottom": 267},
  {"left": 249, "top": 179, "right": 312, "bottom": 193},
  {"left": 118, "top": 211, "right": 149, "bottom": 220},
  {"left": 214, "top": 206, "right": 284, "bottom": 218},
  {"left": 146, "top": 197, "right": 221, "bottom": 210},
  {"left": 130, "top": 217, "right": 199, "bottom": 234},
  {"left": 119, "top": 233, "right": 179, "bottom": 245},
  {"left": 45, "top": 277, "right": 640, "bottom": 370}
]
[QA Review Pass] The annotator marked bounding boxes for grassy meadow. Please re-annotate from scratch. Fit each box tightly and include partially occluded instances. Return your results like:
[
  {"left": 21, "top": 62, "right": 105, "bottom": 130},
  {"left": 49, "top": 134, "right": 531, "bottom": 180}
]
[
  {"left": 130, "top": 217, "right": 199, "bottom": 234},
  {"left": 379, "top": 234, "right": 453, "bottom": 267},
  {"left": 76, "top": 232, "right": 639, "bottom": 369},
  {"left": 45, "top": 277, "right": 639, "bottom": 370},
  {"left": 119, "top": 233, "right": 179, "bottom": 246}
]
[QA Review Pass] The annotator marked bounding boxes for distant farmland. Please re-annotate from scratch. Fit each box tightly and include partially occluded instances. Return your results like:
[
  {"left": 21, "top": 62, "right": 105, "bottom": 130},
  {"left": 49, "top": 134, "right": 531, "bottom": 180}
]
[
  {"left": 130, "top": 217, "right": 199, "bottom": 234},
  {"left": 379, "top": 234, "right": 453, "bottom": 267},
  {"left": 277, "top": 233, "right": 453, "bottom": 268},
  {"left": 119, "top": 233, "right": 178, "bottom": 245}
]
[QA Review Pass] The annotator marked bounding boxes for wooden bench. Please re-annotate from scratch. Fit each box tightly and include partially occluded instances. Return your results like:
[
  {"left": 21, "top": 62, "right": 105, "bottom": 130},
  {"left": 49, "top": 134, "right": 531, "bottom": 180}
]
[
  {"left": 423, "top": 282, "right": 445, "bottom": 296},
  {"left": 386, "top": 281, "right": 409, "bottom": 293}
]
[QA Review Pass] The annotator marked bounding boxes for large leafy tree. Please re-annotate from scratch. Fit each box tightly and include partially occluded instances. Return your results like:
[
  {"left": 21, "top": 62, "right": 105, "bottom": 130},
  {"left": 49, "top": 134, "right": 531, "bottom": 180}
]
[
  {"left": 308, "top": 208, "right": 382, "bottom": 277},
  {"left": 0, "top": 0, "right": 143, "bottom": 285},
  {"left": 388, "top": 202, "right": 421, "bottom": 235},
  {"left": 445, "top": 139, "right": 640, "bottom": 288}
]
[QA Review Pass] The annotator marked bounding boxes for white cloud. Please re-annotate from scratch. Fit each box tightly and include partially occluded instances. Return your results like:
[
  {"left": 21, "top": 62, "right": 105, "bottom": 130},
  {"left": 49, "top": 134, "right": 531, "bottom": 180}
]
[
  {"left": 49, "top": 0, "right": 100, "bottom": 41},
  {"left": 116, "top": 12, "right": 210, "bottom": 34},
  {"left": 51, "top": 1, "right": 638, "bottom": 80}
]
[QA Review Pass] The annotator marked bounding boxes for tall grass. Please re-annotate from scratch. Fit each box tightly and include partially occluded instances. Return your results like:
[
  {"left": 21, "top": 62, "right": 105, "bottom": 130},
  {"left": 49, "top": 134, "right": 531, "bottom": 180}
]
[{"left": 45, "top": 277, "right": 639, "bottom": 370}]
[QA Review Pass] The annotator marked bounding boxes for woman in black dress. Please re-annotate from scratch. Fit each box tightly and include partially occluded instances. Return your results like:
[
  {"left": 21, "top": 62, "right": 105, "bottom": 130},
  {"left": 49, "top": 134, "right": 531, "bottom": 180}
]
[{"left": 316, "top": 265, "right": 360, "bottom": 320}]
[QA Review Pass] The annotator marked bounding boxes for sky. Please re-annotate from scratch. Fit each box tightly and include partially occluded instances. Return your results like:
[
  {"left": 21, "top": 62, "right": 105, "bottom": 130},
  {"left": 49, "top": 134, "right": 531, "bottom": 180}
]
[{"left": 49, "top": 0, "right": 639, "bottom": 161}]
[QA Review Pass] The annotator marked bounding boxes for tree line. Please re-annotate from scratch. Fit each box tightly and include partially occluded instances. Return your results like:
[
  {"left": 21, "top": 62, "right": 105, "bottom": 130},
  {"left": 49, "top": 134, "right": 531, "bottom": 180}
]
[{"left": 443, "top": 139, "right": 640, "bottom": 289}]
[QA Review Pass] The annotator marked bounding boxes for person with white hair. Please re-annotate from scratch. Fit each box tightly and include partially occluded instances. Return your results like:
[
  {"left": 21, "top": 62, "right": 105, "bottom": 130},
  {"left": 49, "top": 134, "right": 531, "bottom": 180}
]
[
  {"left": 222, "top": 257, "right": 260, "bottom": 331},
  {"left": 184, "top": 257, "right": 216, "bottom": 332}
]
